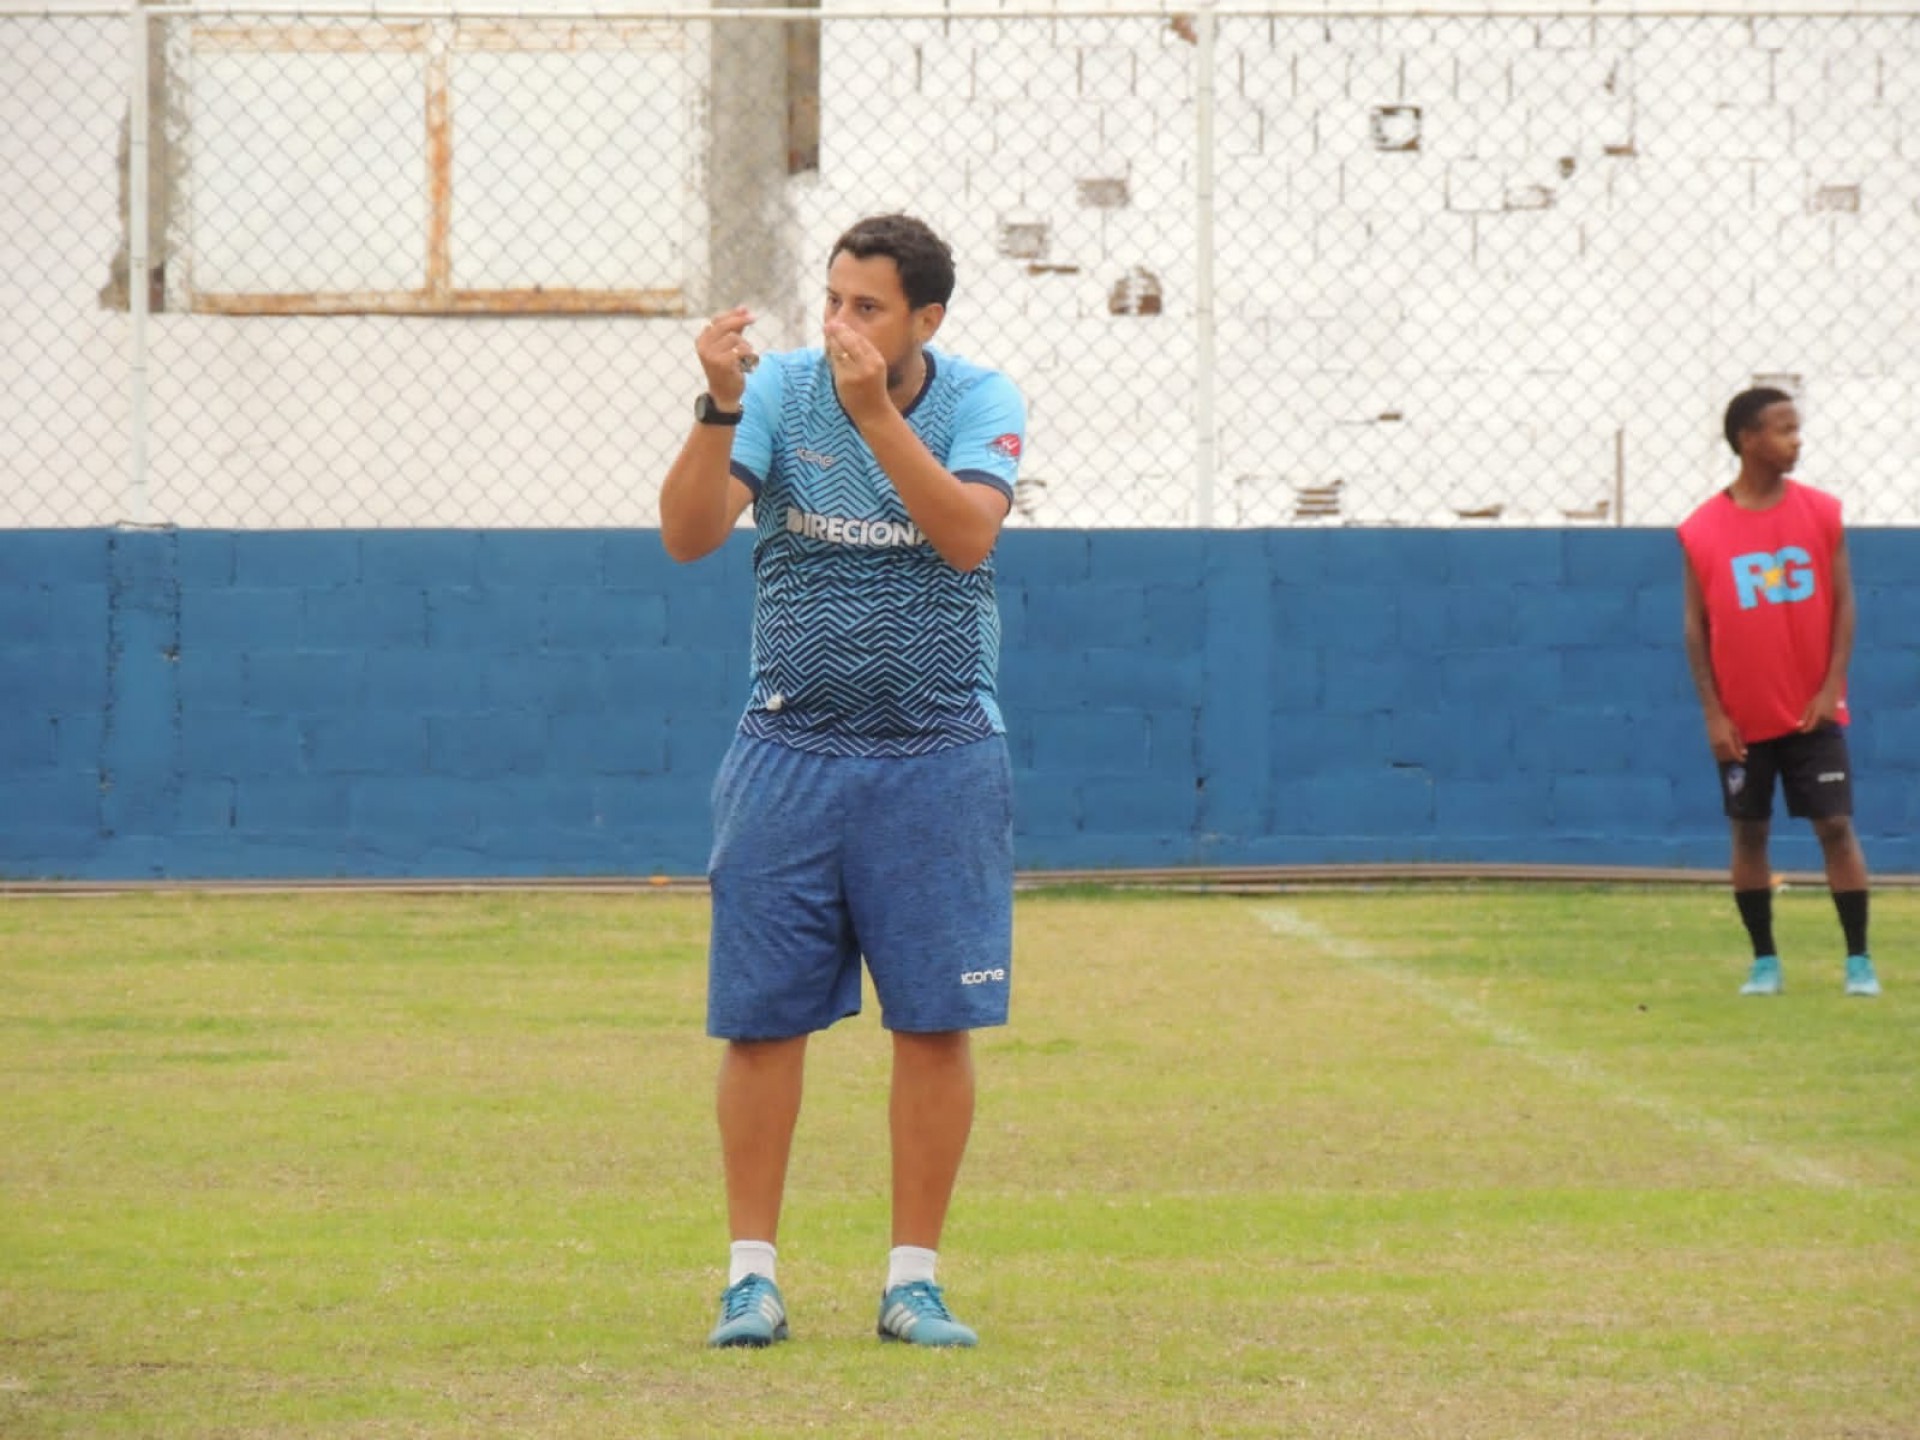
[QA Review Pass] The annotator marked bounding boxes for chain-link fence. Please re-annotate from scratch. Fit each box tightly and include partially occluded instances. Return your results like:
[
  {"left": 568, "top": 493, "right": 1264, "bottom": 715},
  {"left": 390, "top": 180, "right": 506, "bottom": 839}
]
[{"left": 6, "top": 1, "right": 1920, "bottom": 529}]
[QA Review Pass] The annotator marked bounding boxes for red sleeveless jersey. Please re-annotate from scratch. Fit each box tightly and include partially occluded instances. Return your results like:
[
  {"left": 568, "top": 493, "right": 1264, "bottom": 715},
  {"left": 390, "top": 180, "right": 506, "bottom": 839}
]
[{"left": 1677, "top": 480, "right": 1846, "bottom": 744}]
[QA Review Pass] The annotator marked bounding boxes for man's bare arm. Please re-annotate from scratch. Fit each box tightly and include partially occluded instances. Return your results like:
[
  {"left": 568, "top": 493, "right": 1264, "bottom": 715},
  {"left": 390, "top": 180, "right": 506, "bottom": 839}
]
[
  {"left": 1684, "top": 558, "right": 1745, "bottom": 762},
  {"left": 824, "top": 323, "right": 1009, "bottom": 572},
  {"left": 1801, "top": 534, "right": 1856, "bottom": 729},
  {"left": 660, "top": 307, "right": 758, "bottom": 562}
]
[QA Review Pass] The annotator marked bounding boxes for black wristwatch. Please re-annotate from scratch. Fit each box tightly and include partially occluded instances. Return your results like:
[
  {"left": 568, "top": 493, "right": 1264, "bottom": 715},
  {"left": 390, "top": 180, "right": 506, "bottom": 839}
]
[{"left": 695, "top": 393, "right": 743, "bottom": 427}]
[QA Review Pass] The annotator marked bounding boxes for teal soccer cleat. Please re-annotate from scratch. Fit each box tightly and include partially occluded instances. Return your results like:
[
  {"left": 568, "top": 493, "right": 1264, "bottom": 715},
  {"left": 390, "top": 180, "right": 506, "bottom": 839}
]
[
  {"left": 876, "top": 1280, "right": 978, "bottom": 1348},
  {"left": 707, "top": 1275, "right": 788, "bottom": 1349},
  {"left": 1844, "top": 954, "right": 1881, "bottom": 997},
  {"left": 1740, "top": 954, "right": 1783, "bottom": 996}
]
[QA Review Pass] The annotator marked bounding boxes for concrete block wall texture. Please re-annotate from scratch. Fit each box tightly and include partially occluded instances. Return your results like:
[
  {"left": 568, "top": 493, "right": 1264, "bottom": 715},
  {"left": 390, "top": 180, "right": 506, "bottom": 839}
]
[
  {"left": 4, "top": 527, "right": 1918, "bottom": 881},
  {"left": 805, "top": 10, "right": 1920, "bottom": 530}
]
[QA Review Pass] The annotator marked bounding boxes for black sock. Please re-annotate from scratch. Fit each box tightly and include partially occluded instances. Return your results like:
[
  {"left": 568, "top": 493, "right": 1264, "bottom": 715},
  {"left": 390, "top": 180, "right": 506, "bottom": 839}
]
[
  {"left": 1734, "top": 888, "right": 1776, "bottom": 958},
  {"left": 1833, "top": 889, "right": 1869, "bottom": 956}
]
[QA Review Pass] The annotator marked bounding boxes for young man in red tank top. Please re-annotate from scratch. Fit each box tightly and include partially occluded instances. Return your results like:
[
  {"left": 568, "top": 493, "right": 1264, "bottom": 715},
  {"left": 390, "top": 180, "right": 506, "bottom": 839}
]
[{"left": 1678, "top": 388, "right": 1880, "bottom": 997}]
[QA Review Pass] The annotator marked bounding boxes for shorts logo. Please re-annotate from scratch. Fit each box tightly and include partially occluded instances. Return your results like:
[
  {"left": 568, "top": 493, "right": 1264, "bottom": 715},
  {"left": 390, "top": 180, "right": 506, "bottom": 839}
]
[
  {"left": 959, "top": 968, "right": 1006, "bottom": 986},
  {"left": 1726, "top": 765, "right": 1746, "bottom": 796},
  {"left": 988, "top": 433, "right": 1022, "bottom": 459},
  {"left": 1818, "top": 771, "right": 1846, "bottom": 783}
]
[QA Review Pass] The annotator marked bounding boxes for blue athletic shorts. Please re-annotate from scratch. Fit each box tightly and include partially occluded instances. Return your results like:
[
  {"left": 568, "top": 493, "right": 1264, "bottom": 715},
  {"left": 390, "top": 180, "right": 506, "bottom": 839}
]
[{"left": 705, "top": 734, "right": 1014, "bottom": 1041}]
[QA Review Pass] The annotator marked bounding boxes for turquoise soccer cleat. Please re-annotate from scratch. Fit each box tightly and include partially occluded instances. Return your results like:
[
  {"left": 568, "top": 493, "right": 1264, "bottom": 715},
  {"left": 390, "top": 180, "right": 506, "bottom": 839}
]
[
  {"left": 707, "top": 1274, "right": 789, "bottom": 1349},
  {"left": 876, "top": 1280, "right": 978, "bottom": 1348},
  {"left": 1844, "top": 954, "right": 1881, "bottom": 998},
  {"left": 1740, "top": 954, "right": 1783, "bottom": 996}
]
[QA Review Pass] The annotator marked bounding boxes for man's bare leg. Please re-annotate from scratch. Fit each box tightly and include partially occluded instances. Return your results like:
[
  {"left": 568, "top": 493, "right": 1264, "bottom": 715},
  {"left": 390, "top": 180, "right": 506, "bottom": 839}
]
[
  {"left": 718, "top": 1035, "right": 809, "bottom": 1243},
  {"left": 889, "top": 1029, "right": 975, "bottom": 1249},
  {"left": 876, "top": 1028, "right": 981, "bottom": 1346}
]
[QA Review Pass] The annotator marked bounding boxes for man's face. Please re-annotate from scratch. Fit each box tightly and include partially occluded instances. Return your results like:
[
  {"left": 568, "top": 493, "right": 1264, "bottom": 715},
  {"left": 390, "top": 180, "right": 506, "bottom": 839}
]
[
  {"left": 1744, "top": 400, "right": 1802, "bottom": 472},
  {"left": 823, "top": 250, "right": 942, "bottom": 387}
]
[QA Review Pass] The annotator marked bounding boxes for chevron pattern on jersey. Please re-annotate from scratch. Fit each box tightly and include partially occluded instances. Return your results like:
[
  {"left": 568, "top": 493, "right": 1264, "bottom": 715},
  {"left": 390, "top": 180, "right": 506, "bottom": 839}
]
[{"left": 736, "top": 348, "right": 1014, "bottom": 758}]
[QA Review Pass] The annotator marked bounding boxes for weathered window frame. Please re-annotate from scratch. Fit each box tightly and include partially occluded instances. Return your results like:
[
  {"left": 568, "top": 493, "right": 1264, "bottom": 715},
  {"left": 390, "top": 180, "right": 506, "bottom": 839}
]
[{"left": 183, "top": 17, "right": 697, "bottom": 317}]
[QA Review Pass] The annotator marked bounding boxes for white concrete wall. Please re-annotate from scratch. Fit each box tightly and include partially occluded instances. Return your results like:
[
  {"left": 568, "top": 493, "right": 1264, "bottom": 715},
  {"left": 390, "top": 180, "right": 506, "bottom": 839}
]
[{"left": 7, "top": 5, "right": 1920, "bottom": 529}]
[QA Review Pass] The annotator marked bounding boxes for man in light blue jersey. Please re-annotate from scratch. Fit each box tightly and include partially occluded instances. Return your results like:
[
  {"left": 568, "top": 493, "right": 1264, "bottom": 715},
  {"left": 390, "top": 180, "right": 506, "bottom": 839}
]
[{"left": 659, "top": 214, "right": 1025, "bottom": 1350}]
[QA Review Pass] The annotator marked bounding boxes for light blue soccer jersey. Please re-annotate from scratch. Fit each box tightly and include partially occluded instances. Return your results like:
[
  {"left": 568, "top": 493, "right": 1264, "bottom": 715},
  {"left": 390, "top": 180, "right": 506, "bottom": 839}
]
[{"left": 726, "top": 345, "right": 1025, "bottom": 757}]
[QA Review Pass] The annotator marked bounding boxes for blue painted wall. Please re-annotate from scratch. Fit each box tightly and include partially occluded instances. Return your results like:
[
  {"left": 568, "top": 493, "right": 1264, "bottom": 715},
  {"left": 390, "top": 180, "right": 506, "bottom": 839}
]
[{"left": 3, "top": 528, "right": 1916, "bottom": 879}]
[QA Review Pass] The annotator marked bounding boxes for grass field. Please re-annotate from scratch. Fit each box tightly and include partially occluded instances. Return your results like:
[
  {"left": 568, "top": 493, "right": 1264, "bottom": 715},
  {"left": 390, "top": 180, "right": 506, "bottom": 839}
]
[{"left": 3, "top": 884, "right": 1916, "bottom": 1439}]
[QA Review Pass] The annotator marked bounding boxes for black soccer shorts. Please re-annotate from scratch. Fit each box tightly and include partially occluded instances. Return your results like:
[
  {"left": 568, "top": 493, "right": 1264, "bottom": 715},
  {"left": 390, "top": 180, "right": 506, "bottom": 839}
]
[{"left": 1718, "top": 724, "right": 1854, "bottom": 822}]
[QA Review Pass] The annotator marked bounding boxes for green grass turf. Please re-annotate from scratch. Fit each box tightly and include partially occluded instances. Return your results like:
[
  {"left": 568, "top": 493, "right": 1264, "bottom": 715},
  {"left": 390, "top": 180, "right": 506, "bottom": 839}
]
[{"left": 1, "top": 884, "right": 1915, "bottom": 1438}]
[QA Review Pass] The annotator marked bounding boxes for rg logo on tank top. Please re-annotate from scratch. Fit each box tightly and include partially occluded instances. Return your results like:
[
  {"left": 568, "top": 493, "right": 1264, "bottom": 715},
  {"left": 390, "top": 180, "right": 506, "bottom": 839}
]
[{"left": 1729, "top": 547, "right": 1816, "bottom": 610}]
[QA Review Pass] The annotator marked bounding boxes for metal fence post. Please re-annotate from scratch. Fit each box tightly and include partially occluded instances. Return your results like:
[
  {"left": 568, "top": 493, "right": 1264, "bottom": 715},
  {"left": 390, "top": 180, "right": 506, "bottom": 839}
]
[
  {"left": 1193, "top": 0, "right": 1217, "bottom": 528},
  {"left": 126, "top": 0, "right": 151, "bottom": 525}
]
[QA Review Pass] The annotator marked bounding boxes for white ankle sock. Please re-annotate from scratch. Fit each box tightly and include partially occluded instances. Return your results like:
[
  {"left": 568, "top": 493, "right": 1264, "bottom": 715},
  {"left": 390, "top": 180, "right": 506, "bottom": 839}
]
[
  {"left": 729, "top": 1240, "right": 777, "bottom": 1287},
  {"left": 886, "top": 1245, "right": 938, "bottom": 1291}
]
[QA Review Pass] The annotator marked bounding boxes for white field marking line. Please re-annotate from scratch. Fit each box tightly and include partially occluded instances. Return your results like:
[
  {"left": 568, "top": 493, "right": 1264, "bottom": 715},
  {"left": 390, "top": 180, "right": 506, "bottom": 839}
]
[{"left": 1254, "top": 905, "right": 1854, "bottom": 1192}]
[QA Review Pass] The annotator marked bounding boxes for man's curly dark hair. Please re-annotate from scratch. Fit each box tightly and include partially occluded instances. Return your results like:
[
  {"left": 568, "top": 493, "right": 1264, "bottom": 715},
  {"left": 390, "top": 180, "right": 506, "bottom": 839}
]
[{"left": 830, "top": 214, "right": 956, "bottom": 311}]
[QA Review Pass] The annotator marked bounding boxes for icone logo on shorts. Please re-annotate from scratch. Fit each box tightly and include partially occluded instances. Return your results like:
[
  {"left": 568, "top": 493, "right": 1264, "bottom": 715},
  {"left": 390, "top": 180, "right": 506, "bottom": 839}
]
[
  {"left": 1730, "top": 547, "right": 1815, "bottom": 610},
  {"left": 959, "top": 968, "right": 1006, "bottom": 985}
]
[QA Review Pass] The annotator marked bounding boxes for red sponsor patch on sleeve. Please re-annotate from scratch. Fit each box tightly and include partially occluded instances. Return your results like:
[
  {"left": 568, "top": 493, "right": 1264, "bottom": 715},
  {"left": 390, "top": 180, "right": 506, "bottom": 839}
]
[{"left": 989, "top": 433, "right": 1022, "bottom": 459}]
